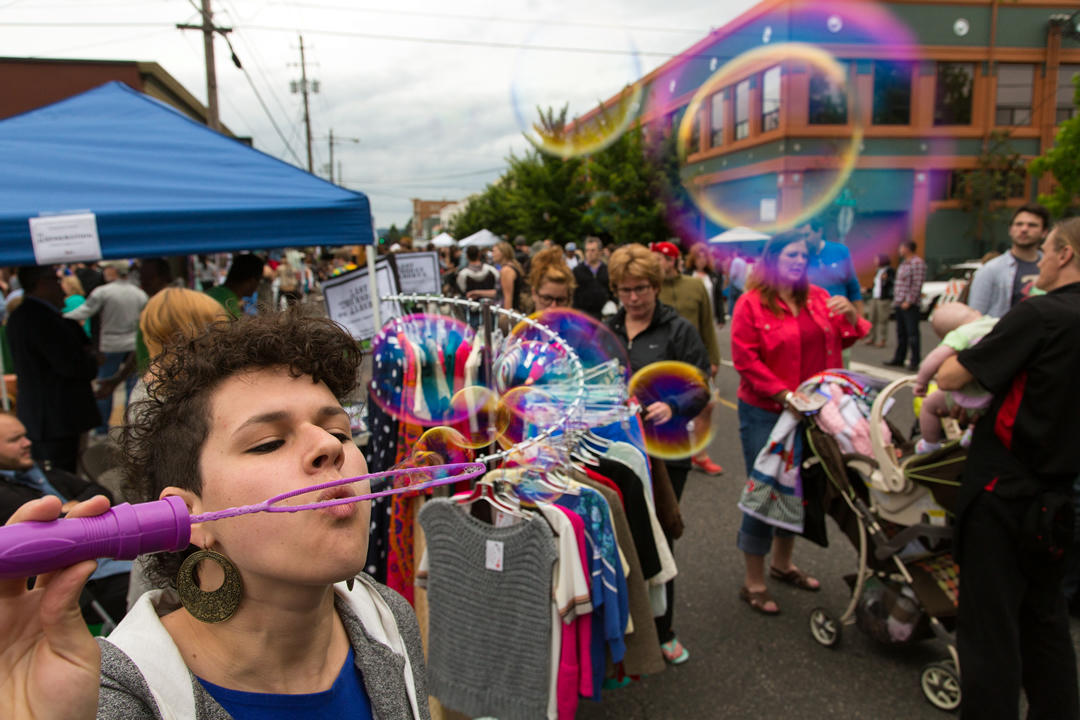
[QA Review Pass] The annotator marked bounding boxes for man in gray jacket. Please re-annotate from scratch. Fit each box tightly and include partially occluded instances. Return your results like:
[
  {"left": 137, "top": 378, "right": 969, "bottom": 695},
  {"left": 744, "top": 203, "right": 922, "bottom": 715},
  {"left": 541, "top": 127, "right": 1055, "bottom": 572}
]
[
  {"left": 967, "top": 204, "right": 1050, "bottom": 318},
  {"left": 63, "top": 260, "right": 148, "bottom": 434}
]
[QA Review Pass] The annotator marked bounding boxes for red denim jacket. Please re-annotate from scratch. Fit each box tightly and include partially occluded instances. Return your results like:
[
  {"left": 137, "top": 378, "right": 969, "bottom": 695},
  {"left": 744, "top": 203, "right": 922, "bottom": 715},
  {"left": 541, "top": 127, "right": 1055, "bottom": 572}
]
[{"left": 731, "top": 284, "right": 871, "bottom": 411}]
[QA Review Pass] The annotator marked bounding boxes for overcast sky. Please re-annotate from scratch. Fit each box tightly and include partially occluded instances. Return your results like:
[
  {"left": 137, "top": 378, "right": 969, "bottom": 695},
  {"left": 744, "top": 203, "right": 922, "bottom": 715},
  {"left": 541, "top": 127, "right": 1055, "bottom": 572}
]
[{"left": 2, "top": 0, "right": 757, "bottom": 230}]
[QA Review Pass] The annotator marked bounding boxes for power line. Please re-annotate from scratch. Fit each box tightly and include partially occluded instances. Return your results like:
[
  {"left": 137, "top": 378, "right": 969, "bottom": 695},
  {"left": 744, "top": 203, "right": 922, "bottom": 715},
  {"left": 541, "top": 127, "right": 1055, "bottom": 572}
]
[
  {"left": 267, "top": 1, "right": 705, "bottom": 36},
  {"left": 219, "top": 2, "right": 300, "bottom": 142},
  {"left": 5, "top": 20, "right": 678, "bottom": 58},
  {"left": 347, "top": 166, "right": 506, "bottom": 185},
  {"left": 26, "top": 25, "right": 178, "bottom": 57},
  {"left": 227, "top": 37, "right": 307, "bottom": 166}
]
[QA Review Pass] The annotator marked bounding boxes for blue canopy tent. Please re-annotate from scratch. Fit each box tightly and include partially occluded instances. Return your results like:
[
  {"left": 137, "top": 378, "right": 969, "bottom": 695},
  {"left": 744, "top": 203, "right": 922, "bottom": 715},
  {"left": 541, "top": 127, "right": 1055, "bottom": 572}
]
[{"left": 0, "top": 81, "right": 373, "bottom": 265}]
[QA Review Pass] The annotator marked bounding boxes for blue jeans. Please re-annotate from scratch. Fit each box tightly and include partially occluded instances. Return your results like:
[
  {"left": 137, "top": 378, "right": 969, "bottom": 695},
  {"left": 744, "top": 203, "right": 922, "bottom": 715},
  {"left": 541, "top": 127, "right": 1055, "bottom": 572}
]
[
  {"left": 736, "top": 400, "right": 794, "bottom": 556},
  {"left": 96, "top": 351, "right": 136, "bottom": 434},
  {"left": 728, "top": 287, "right": 742, "bottom": 318}
]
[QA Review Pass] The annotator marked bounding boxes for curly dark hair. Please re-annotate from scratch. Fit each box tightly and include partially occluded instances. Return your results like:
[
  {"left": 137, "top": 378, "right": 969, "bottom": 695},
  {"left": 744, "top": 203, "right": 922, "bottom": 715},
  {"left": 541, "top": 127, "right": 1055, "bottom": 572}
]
[{"left": 120, "top": 310, "right": 362, "bottom": 589}]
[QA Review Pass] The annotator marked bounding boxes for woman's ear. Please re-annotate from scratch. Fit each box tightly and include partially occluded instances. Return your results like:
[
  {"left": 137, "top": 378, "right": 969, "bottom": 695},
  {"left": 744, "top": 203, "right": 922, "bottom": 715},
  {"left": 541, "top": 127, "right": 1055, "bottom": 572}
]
[{"left": 161, "top": 486, "right": 212, "bottom": 548}]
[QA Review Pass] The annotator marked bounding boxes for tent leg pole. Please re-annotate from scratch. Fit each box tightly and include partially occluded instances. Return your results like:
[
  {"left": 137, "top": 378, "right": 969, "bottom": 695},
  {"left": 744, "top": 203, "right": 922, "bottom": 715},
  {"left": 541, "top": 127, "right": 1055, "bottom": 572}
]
[{"left": 366, "top": 245, "right": 380, "bottom": 331}]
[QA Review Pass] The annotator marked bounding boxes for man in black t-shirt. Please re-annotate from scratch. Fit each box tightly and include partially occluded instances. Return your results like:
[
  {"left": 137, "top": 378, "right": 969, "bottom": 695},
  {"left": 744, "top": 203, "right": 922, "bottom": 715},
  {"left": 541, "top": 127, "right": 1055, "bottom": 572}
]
[{"left": 938, "top": 217, "right": 1080, "bottom": 719}]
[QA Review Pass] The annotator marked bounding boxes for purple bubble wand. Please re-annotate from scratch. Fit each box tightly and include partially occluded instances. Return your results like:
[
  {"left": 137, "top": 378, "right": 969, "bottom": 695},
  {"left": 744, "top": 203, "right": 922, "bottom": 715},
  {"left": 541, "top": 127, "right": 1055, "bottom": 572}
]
[{"left": 0, "top": 462, "right": 485, "bottom": 580}]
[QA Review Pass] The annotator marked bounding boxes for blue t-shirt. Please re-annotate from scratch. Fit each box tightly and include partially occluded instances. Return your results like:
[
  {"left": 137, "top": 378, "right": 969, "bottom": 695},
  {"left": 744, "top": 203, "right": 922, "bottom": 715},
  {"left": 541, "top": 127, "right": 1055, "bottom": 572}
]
[
  {"left": 197, "top": 646, "right": 373, "bottom": 720},
  {"left": 807, "top": 241, "right": 862, "bottom": 302}
]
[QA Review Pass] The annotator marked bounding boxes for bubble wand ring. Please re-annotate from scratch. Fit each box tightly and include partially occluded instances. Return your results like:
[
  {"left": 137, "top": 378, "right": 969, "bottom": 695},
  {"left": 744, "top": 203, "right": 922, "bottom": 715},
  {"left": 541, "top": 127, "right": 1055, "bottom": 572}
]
[
  {"left": 190, "top": 461, "right": 486, "bottom": 523},
  {"left": 384, "top": 294, "right": 588, "bottom": 463},
  {"left": 0, "top": 462, "right": 486, "bottom": 580}
]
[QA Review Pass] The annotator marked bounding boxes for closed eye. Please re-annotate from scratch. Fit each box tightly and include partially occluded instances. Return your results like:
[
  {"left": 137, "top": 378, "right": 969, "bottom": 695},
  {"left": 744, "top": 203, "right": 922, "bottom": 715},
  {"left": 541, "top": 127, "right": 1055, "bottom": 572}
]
[
  {"left": 247, "top": 439, "right": 284, "bottom": 454},
  {"left": 330, "top": 432, "right": 350, "bottom": 443}
]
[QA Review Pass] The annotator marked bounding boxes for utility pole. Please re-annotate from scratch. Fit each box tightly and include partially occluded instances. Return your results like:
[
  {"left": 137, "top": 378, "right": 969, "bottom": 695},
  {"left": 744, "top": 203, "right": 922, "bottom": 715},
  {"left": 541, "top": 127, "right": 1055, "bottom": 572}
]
[
  {"left": 320, "top": 130, "right": 360, "bottom": 184},
  {"left": 288, "top": 35, "right": 317, "bottom": 173},
  {"left": 177, "top": 0, "right": 231, "bottom": 131}
]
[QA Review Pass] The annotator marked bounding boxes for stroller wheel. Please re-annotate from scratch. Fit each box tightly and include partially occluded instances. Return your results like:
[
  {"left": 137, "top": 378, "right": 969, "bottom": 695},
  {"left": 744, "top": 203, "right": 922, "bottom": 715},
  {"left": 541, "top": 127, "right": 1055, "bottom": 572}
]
[
  {"left": 920, "top": 660, "right": 961, "bottom": 712},
  {"left": 808, "top": 607, "right": 841, "bottom": 648}
]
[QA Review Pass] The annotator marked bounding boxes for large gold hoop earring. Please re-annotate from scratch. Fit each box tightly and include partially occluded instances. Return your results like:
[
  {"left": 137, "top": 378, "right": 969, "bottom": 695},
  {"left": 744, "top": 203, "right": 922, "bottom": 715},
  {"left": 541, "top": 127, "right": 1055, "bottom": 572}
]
[{"left": 176, "top": 548, "right": 243, "bottom": 623}]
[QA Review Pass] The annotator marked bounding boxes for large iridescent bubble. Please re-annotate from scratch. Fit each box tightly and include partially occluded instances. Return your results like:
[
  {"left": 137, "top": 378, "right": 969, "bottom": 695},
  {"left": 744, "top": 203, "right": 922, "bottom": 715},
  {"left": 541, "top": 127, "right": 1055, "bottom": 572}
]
[
  {"left": 676, "top": 43, "right": 861, "bottom": 235},
  {"left": 509, "top": 308, "right": 629, "bottom": 383},
  {"left": 369, "top": 313, "right": 475, "bottom": 427},
  {"left": 511, "top": 23, "right": 644, "bottom": 159},
  {"left": 652, "top": 0, "right": 921, "bottom": 244},
  {"left": 494, "top": 386, "right": 563, "bottom": 450},
  {"left": 494, "top": 340, "right": 571, "bottom": 393},
  {"left": 449, "top": 386, "right": 499, "bottom": 449},
  {"left": 629, "top": 361, "right": 713, "bottom": 460}
]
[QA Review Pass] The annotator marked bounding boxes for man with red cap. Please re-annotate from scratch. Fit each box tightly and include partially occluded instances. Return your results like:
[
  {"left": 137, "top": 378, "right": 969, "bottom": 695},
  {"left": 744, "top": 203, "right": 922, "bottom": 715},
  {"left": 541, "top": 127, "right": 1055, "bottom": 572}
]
[{"left": 651, "top": 240, "right": 724, "bottom": 476}]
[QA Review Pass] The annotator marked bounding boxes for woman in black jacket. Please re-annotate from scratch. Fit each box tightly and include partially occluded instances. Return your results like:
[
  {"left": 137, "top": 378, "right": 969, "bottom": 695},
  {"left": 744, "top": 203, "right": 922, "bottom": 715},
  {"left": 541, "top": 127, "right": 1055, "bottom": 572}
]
[{"left": 605, "top": 243, "right": 710, "bottom": 667}]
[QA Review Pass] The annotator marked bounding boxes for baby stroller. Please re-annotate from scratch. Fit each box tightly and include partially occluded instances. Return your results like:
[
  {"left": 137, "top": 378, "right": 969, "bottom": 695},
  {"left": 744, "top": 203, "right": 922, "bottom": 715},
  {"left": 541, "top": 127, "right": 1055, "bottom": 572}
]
[{"left": 796, "top": 373, "right": 965, "bottom": 713}]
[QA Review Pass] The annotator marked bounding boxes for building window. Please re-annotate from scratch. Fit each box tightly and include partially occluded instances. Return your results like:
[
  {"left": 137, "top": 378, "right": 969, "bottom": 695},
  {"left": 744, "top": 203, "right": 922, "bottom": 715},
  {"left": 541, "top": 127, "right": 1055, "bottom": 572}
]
[
  {"left": 690, "top": 106, "right": 703, "bottom": 153},
  {"left": 709, "top": 92, "right": 724, "bottom": 147},
  {"left": 938, "top": 169, "right": 1026, "bottom": 202},
  {"left": 808, "top": 63, "right": 848, "bottom": 124},
  {"left": 934, "top": 62, "right": 975, "bottom": 126},
  {"left": 735, "top": 79, "right": 750, "bottom": 139},
  {"left": 761, "top": 66, "right": 781, "bottom": 132},
  {"left": 872, "top": 61, "right": 913, "bottom": 125},
  {"left": 1057, "top": 64, "right": 1080, "bottom": 124},
  {"left": 994, "top": 64, "right": 1034, "bottom": 126}
]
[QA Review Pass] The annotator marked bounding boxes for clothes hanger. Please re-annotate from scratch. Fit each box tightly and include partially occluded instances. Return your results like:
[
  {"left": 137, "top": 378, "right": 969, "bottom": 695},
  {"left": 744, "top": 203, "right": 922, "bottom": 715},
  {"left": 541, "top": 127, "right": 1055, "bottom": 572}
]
[{"left": 453, "top": 474, "right": 529, "bottom": 519}]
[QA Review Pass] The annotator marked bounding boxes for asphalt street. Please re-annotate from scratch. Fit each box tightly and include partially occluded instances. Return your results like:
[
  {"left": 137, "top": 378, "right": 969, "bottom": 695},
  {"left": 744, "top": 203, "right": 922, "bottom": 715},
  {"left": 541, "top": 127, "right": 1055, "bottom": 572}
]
[{"left": 576, "top": 318, "right": 1080, "bottom": 720}]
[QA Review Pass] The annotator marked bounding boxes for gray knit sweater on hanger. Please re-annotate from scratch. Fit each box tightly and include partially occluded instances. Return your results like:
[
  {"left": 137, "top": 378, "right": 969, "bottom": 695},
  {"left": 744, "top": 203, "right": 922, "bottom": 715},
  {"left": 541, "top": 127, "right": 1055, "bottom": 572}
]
[{"left": 418, "top": 498, "right": 557, "bottom": 720}]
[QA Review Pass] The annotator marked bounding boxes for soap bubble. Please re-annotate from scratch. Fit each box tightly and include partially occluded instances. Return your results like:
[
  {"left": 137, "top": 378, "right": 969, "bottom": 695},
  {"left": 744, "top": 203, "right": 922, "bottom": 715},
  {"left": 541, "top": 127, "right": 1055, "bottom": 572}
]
[
  {"left": 628, "top": 361, "right": 714, "bottom": 460},
  {"left": 510, "top": 307, "right": 630, "bottom": 383},
  {"left": 413, "top": 426, "right": 473, "bottom": 466},
  {"left": 369, "top": 313, "right": 474, "bottom": 427},
  {"left": 675, "top": 42, "right": 861, "bottom": 235},
  {"left": 449, "top": 386, "right": 498, "bottom": 449},
  {"left": 494, "top": 386, "right": 563, "bottom": 449},
  {"left": 494, "top": 340, "right": 571, "bottom": 393},
  {"left": 511, "top": 23, "right": 644, "bottom": 158}
]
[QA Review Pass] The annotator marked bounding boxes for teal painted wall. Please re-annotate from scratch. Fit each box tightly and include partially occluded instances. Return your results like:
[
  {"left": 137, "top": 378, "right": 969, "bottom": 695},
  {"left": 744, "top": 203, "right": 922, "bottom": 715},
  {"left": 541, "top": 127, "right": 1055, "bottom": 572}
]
[
  {"left": 884, "top": 3, "right": 992, "bottom": 47},
  {"left": 996, "top": 7, "right": 1066, "bottom": 48}
]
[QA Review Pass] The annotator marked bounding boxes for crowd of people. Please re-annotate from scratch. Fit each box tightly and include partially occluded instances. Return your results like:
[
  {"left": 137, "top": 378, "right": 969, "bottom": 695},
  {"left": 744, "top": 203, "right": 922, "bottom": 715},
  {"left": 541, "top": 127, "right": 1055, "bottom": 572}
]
[{"left": 0, "top": 204, "right": 1077, "bottom": 719}]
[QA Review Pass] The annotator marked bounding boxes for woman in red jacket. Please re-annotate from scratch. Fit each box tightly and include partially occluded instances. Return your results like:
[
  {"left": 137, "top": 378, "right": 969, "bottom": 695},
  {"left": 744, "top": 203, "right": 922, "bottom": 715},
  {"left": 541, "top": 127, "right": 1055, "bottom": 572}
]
[{"left": 731, "top": 233, "right": 870, "bottom": 614}]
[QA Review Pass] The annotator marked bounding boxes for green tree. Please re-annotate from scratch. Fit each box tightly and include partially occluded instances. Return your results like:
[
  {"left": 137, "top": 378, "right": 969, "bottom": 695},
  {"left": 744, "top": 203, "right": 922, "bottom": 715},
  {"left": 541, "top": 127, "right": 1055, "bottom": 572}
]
[
  {"left": 451, "top": 104, "right": 704, "bottom": 248},
  {"left": 1030, "top": 71, "right": 1080, "bottom": 218},
  {"left": 385, "top": 223, "right": 401, "bottom": 245},
  {"left": 584, "top": 124, "right": 668, "bottom": 245},
  {"left": 957, "top": 130, "right": 1029, "bottom": 254}
]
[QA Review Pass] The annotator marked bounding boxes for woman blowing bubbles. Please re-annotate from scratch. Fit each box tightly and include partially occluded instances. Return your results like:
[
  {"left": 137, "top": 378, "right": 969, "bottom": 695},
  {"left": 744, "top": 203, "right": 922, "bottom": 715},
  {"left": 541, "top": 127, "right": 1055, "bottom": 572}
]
[
  {"left": 731, "top": 233, "right": 869, "bottom": 615},
  {"left": 0, "top": 312, "right": 429, "bottom": 719}
]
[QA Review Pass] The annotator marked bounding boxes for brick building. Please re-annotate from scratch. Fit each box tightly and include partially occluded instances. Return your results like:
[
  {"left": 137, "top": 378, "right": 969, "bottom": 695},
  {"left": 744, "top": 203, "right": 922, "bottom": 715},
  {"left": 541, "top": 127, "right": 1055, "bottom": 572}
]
[
  {"left": 0, "top": 57, "right": 243, "bottom": 140},
  {"left": 590, "top": 0, "right": 1080, "bottom": 276},
  {"left": 412, "top": 198, "right": 460, "bottom": 240}
]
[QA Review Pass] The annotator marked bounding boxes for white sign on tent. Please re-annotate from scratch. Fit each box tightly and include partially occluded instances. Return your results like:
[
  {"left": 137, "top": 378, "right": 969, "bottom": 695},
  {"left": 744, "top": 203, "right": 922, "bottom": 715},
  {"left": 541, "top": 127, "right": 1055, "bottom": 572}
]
[
  {"left": 321, "top": 257, "right": 401, "bottom": 341},
  {"left": 29, "top": 212, "right": 103, "bottom": 264}
]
